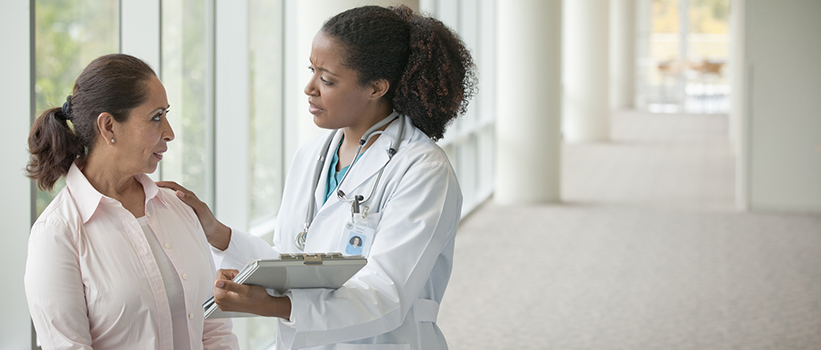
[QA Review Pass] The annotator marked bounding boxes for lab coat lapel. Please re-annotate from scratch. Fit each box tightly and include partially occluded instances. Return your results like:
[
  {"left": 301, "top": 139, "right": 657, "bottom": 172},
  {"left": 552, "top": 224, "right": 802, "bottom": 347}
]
[{"left": 314, "top": 130, "right": 343, "bottom": 213}]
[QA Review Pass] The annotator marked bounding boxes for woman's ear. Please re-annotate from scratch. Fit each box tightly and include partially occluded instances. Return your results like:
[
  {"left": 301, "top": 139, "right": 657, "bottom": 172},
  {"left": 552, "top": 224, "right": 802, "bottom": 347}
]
[
  {"left": 97, "top": 112, "right": 117, "bottom": 146},
  {"left": 369, "top": 79, "right": 390, "bottom": 100}
]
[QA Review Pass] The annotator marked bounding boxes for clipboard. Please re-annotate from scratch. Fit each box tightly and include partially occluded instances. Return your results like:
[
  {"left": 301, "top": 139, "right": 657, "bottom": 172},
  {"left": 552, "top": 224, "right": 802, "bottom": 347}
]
[{"left": 203, "top": 253, "right": 367, "bottom": 318}]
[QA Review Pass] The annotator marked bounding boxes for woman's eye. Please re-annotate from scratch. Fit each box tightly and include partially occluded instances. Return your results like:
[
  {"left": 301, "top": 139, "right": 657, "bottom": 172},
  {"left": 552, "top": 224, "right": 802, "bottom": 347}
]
[
  {"left": 320, "top": 77, "right": 332, "bottom": 85},
  {"left": 308, "top": 65, "right": 315, "bottom": 73},
  {"left": 152, "top": 113, "right": 162, "bottom": 121}
]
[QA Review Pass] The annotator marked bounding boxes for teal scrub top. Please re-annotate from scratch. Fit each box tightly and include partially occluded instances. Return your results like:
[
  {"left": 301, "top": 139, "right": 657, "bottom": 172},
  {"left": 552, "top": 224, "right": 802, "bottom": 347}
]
[{"left": 324, "top": 137, "right": 365, "bottom": 204}]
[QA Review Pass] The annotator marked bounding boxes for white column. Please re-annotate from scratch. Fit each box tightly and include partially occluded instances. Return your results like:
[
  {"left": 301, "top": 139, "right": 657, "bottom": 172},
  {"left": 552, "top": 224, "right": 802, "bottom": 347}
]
[
  {"left": 215, "top": 0, "right": 250, "bottom": 231},
  {"left": 495, "top": 0, "right": 562, "bottom": 204},
  {"left": 121, "top": 0, "right": 162, "bottom": 181},
  {"left": 634, "top": 0, "right": 653, "bottom": 110},
  {"left": 729, "top": 0, "right": 747, "bottom": 210},
  {"left": 284, "top": 0, "right": 419, "bottom": 169},
  {"left": 610, "top": 0, "right": 636, "bottom": 110},
  {"left": 0, "top": 1, "right": 34, "bottom": 348},
  {"left": 121, "top": 0, "right": 161, "bottom": 72},
  {"left": 563, "top": 0, "right": 610, "bottom": 142}
]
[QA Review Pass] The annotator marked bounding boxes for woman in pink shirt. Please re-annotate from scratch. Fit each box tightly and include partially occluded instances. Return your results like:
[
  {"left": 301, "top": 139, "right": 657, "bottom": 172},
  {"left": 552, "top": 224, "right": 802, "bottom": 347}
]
[{"left": 24, "top": 54, "right": 239, "bottom": 350}]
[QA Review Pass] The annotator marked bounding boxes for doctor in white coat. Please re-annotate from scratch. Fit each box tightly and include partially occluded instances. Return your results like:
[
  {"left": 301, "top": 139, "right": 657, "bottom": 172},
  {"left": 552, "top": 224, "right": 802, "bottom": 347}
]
[{"left": 161, "top": 5, "right": 476, "bottom": 349}]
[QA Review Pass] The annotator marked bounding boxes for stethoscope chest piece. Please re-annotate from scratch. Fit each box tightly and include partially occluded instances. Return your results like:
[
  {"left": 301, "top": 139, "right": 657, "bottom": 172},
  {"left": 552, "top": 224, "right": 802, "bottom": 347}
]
[{"left": 295, "top": 230, "right": 308, "bottom": 251}]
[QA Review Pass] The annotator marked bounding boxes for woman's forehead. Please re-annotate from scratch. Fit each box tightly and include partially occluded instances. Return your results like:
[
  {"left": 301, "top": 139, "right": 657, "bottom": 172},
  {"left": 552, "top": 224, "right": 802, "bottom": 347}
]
[{"left": 310, "top": 32, "right": 346, "bottom": 70}]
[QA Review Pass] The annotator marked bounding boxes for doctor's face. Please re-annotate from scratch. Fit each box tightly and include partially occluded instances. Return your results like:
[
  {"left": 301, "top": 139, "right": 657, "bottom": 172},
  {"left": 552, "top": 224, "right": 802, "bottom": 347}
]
[{"left": 304, "top": 31, "right": 374, "bottom": 130}]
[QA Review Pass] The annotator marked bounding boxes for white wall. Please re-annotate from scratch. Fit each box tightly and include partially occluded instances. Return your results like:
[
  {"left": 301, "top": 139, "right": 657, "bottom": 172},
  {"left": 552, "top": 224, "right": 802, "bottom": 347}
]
[
  {"left": 742, "top": 0, "right": 821, "bottom": 212},
  {"left": 0, "top": 1, "right": 34, "bottom": 348}
]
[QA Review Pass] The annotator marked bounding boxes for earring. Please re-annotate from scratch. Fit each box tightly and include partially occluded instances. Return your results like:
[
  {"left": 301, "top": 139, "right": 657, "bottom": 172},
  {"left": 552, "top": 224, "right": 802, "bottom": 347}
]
[{"left": 111, "top": 138, "right": 115, "bottom": 143}]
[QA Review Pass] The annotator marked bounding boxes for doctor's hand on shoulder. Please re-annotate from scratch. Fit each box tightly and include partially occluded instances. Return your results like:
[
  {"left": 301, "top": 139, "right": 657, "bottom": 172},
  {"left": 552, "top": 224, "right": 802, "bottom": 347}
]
[
  {"left": 211, "top": 269, "right": 292, "bottom": 319},
  {"left": 156, "top": 181, "right": 232, "bottom": 250}
]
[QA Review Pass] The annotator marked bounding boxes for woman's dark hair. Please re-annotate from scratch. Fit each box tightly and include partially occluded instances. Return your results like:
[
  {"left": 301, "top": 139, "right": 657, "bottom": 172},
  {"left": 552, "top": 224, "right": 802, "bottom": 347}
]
[
  {"left": 321, "top": 5, "right": 477, "bottom": 140},
  {"left": 26, "top": 54, "right": 156, "bottom": 191},
  {"left": 349, "top": 236, "right": 362, "bottom": 246}
]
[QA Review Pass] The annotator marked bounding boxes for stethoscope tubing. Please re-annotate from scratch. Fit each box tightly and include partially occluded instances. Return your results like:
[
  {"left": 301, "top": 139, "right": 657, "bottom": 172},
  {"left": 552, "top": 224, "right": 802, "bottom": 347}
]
[{"left": 297, "top": 113, "right": 405, "bottom": 250}]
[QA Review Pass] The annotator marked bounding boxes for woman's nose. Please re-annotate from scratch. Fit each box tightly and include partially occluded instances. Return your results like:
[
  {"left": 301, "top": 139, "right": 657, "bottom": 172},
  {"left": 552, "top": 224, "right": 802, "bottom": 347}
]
[
  {"left": 304, "top": 77, "right": 318, "bottom": 96},
  {"left": 163, "top": 118, "right": 175, "bottom": 142}
]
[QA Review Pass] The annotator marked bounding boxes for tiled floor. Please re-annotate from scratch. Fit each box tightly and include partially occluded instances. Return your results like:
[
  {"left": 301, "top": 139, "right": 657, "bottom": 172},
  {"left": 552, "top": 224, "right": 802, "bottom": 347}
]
[{"left": 439, "top": 112, "right": 821, "bottom": 349}]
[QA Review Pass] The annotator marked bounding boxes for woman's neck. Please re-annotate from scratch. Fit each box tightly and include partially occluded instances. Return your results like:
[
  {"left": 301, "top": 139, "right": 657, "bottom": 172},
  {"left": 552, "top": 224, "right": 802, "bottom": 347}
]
[
  {"left": 83, "top": 151, "right": 145, "bottom": 217},
  {"left": 337, "top": 106, "right": 393, "bottom": 169}
]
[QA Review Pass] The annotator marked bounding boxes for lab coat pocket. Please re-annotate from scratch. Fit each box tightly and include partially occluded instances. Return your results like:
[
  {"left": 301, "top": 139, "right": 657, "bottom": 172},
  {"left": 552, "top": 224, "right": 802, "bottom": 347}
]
[{"left": 339, "top": 211, "right": 382, "bottom": 257}]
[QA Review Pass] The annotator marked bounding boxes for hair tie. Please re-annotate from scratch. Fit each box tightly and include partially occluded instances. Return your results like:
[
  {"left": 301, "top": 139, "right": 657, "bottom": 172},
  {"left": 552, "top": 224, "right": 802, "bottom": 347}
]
[{"left": 60, "top": 95, "right": 73, "bottom": 121}]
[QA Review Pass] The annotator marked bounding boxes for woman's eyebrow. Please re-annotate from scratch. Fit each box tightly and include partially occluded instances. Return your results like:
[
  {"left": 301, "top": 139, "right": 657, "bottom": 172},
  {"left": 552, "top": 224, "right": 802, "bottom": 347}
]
[
  {"left": 148, "top": 105, "right": 171, "bottom": 116},
  {"left": 310, "top": 59, "right": 339, "bottom": 76}
]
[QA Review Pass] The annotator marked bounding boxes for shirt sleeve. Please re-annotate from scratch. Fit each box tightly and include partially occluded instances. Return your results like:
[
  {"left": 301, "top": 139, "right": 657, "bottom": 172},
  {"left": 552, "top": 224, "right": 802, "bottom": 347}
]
[
  {"left": 279, "top": 159, "right": 462, "bottom": 349},
  {"left": 202, "top": 318, "right": 239, "bottom": 349},
  {"left": 210, "top": 229, "right": 280, "bottom": 270},
  {"left": 25, "top": 220, "right": 93, "bottom": 350}
]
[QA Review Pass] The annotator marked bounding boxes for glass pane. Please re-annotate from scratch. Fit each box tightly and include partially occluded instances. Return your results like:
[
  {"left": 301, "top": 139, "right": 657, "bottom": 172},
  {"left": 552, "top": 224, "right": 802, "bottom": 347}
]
[
  {"left": 249, "top": 0, "right": 285, "bottom": 224},
  {"left": 161, "top": 0, "right": 213, "bottom": 205},
  {"left": 246, "top": 2, "right": 285, "bottom": 347},
  {"left": 34, "top": 0, "right": 120, "bottom": 215},
  {"left": 685, "top": 0, "right": 730, "bottom": 113}
]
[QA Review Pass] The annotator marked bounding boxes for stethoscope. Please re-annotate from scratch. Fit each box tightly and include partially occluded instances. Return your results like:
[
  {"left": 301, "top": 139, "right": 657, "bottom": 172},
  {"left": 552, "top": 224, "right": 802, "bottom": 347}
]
[{"left": 295, "top": 112, "right": 405, "bottom": 251}]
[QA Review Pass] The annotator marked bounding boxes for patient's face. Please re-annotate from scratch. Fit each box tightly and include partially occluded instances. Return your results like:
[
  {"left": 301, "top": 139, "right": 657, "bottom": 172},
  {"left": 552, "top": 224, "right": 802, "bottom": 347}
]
[{"left": 113, "top": 76, "right": 174, "bottom": 175}]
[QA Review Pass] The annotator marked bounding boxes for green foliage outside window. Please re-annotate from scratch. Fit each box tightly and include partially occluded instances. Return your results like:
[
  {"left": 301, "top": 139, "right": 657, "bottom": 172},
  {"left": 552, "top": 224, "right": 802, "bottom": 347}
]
[{"left": 34, "top": 0, "right": 119, "bottom": 215}]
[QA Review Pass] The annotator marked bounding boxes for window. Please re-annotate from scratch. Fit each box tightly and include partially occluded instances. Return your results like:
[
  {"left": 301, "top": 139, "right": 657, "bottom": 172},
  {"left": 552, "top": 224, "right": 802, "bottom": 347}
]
[
  {"left": 430, "top": 0, "right": 496, "bottom": 215},
  {"left": 249, "top": 0, "right": 285, "bottom": 226},
  {"left": 32, "top": 3, "right": 120, "bottom": 346},
  {"left": 639, "top": 0, "right": 730, "bottom": 113},
  {"left": 245, "top": 2, "right": 286, "bottom": 347},
  {"left": 34, "top": 0, "right": 120, "bottom": 215},
  {"left": 161, "top": 0, "right": 215, "bottom": 205}
]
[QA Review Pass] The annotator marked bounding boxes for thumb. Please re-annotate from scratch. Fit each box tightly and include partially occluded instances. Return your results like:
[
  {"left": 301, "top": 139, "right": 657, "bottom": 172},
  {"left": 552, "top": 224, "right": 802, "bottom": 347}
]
[{"left": 215, "top": 279, "right": 244, "bottom": 293}]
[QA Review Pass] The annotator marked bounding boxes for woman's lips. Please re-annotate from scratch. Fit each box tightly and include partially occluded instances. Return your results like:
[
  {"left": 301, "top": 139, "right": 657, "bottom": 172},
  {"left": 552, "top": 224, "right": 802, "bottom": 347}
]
[{"left": 308, "top": 102, "right": 324, "bottom": 115}]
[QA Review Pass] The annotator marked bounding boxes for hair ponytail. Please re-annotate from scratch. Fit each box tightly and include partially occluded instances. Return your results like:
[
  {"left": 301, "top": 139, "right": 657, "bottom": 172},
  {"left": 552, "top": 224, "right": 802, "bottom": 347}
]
[
  {"left": 391, "top": 5, "right": 476, "bottom": 140},
  {"left": 322, "top": 5, "right": 476, "bottom": 141},
  {"left": 26, "top": 107, "right": 84, "bottom": 191}
]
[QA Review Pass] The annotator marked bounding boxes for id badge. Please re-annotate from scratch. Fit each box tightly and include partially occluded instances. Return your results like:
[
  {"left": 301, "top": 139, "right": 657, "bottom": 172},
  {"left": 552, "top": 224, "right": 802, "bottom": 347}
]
[{"left": 341, "top": 214, "right": 376, "bottom": 257}]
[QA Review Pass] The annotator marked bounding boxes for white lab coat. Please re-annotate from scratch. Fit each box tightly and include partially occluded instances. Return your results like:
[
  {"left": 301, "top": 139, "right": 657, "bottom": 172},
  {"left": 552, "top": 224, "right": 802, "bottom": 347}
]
[{"left": 213, "top": 115, "right": 462, "bottom": 350}]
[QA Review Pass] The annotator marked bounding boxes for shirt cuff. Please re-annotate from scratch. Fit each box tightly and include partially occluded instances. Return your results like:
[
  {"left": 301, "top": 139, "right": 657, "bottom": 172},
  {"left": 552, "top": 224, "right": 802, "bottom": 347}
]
[{"left": 281, "top": 291, "right": 297, "bottom": 326}]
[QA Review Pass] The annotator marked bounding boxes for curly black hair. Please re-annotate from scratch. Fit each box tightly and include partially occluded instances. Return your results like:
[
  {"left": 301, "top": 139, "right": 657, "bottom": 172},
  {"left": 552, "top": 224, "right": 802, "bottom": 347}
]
[{"left": 321, "top": 5, "right": 477, "bottom": 141}]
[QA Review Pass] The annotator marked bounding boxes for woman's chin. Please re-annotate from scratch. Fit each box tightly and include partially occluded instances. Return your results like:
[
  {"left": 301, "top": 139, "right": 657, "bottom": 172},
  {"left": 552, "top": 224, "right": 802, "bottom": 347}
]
[{"left": 143, "top": 163, "right": 159, "bottom": 174}]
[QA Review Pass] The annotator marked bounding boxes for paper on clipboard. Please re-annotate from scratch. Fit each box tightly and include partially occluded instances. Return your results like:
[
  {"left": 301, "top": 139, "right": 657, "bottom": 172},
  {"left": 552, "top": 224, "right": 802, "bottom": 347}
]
[{"left": 203, "top": 253, "right": 366, "bottom": 318}]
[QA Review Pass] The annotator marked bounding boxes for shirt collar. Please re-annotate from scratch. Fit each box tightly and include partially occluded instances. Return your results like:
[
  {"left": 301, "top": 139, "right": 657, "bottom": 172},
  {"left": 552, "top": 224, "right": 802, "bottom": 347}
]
[{"left": 66, "top": 162, "right": 166, "bottom": 223}]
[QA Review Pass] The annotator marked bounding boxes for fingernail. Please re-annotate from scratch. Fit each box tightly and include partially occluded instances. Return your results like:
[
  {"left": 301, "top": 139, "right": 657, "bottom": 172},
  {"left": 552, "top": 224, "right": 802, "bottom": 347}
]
[
  {"left": 216, "top": 281, "right": 224, "bottom": 288},
  {"left": 177, "top": 191, "right": 185, "bottom": 198}
]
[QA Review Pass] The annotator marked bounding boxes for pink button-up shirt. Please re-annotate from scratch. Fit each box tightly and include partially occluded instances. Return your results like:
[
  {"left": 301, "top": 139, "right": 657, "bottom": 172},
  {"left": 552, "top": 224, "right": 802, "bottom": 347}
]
[{"left": 24, "top": 163, "right": 239, "bottom": 350}]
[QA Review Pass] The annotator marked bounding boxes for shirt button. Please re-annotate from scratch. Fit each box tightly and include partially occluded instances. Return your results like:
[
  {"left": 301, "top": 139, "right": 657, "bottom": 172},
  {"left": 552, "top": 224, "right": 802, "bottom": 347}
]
[
  {"left": 182, "top": 273, "right": 188, "bottom": 280},
  {"left": 188, "top": 313, "right": 194, "bottom": 319},
  {"left": 164, "top": 243, "right": 171, "bottom": 249},
  {"left": 146, "top": 212, "right": 152, "bottom": 218}
]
